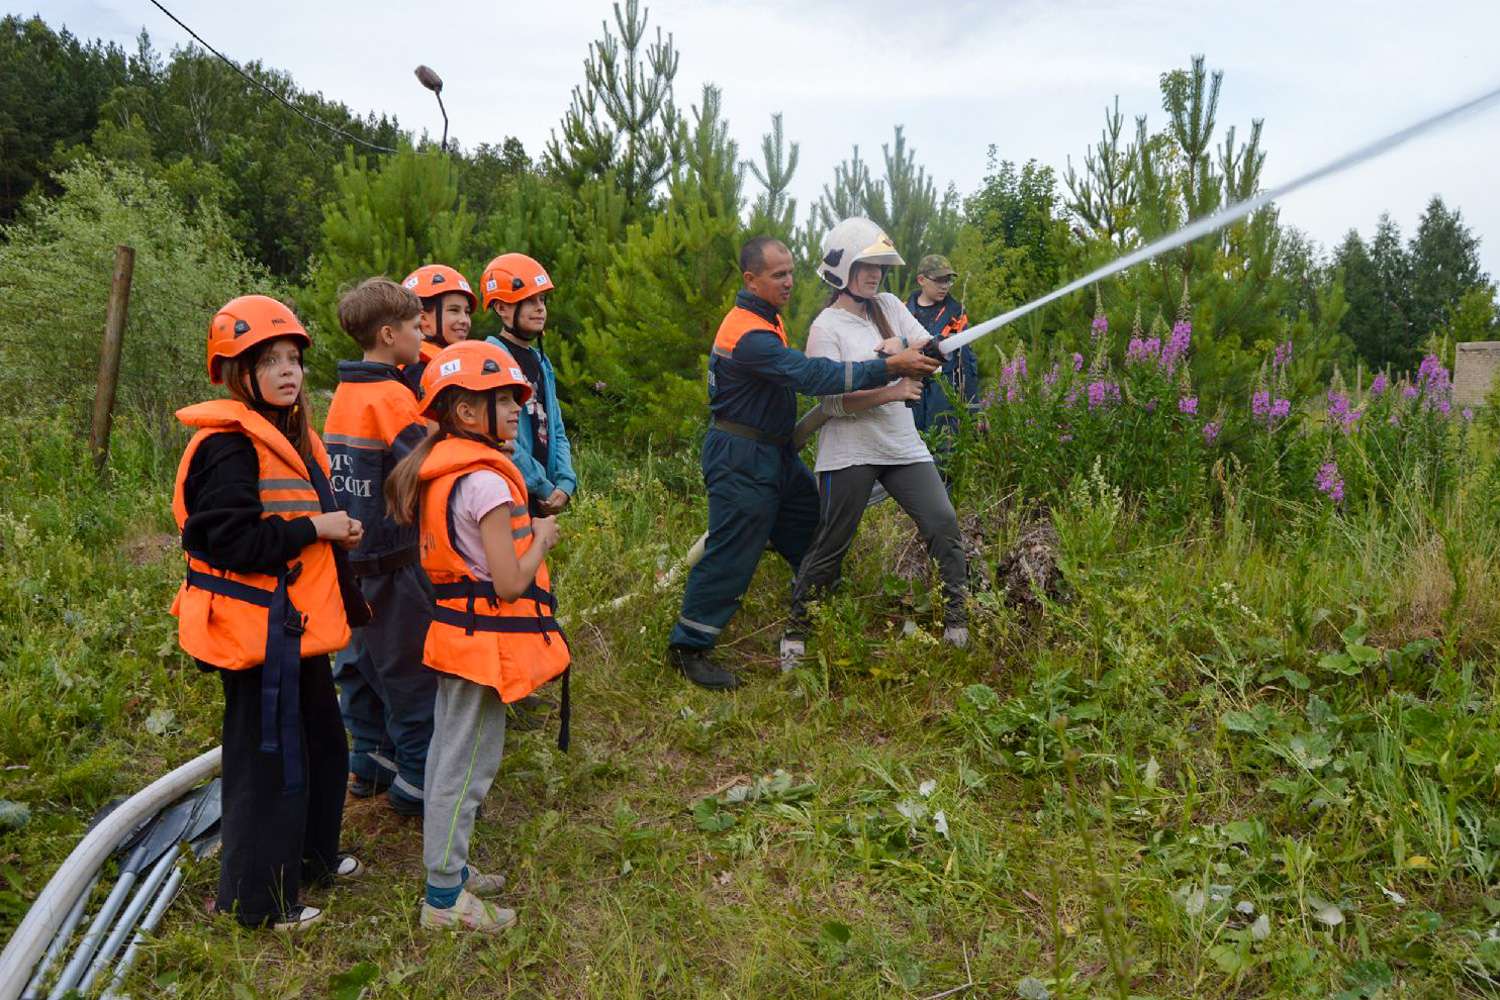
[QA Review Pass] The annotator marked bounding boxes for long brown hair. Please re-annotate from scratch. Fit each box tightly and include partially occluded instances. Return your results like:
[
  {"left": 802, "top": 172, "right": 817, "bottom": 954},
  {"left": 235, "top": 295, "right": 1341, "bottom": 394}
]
[
  {"left": 385, "top": 387, "right": 490, "bottom": 526},
  {"left": 220, "top": 345, "right": 313, "bottom": 464}
]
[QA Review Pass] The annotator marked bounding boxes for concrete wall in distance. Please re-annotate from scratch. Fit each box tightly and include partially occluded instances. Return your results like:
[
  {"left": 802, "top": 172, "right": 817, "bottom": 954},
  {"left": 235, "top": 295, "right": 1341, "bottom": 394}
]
[{"left": 1454, "top": 342, "right": 1500, "bottom": 408}]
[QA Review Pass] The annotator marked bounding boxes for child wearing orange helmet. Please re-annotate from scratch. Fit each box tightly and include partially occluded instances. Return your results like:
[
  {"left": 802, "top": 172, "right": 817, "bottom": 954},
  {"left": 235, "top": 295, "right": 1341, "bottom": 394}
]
[
  {"left": 400, "top": 263, "right": 476, "bottom": 395},
  {"left": 172, "top": 295, "right": 367, "bottom": 931},
  {"left": 480, "top": 253, "right": 576, "bottom": 518},
  {"left": 386, "top": 340, "right": 570, "bottom": 935},
  {"left": 323, "top": 278, "right": 436, "bottom": 817}
]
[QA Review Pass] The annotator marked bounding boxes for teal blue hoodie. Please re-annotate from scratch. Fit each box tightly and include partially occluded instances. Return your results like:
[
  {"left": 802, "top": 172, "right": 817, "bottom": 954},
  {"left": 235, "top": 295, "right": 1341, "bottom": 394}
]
[{"left": 486, "top": 335, "right": 577, "bottom": 502}]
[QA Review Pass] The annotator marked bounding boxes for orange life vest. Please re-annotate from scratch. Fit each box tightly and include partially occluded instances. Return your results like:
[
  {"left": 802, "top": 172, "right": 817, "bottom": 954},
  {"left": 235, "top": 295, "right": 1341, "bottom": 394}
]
[
  {"left": 171, "top": 399, "right": 350, "bottom": 670},
  {"left": 419, "top": 339, "right": 443, "bottom": 363},
  {"left": 418, "top": 437, "right": 570, "bottom": 709},
  {"left": 712, "top": 306, "right": 787, "bottom": 359}
]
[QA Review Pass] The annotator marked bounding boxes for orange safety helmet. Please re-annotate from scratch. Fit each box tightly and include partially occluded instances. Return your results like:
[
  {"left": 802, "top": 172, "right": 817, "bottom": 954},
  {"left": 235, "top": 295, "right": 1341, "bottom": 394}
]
[
  {"left": 480, "top": 253, "right": 554, "bottom": 311},
  {"left": 418, "top": 340, "right": 533, "bottom": 419},
  {"left": 205, "top": 295, "right": 310, "bottom": 384},
  {"left": 402, "top": 264, "right": 477, "bottom": 310}
]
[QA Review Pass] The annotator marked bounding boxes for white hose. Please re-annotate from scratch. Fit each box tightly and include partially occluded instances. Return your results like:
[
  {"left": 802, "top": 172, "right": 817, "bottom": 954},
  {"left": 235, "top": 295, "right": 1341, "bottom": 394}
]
[
  {"left": 0, "top": 748, "right": 222, "bottom": 1000},
  {"left": 940, "top": 79, "right": 1500, "bottom": 357}
]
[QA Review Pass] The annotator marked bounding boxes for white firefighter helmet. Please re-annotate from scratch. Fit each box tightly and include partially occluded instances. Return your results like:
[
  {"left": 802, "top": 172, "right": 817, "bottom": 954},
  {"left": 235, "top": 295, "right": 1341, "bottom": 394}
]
[{"left": 816, "top": 217, "right": 905, "bottom": 291}]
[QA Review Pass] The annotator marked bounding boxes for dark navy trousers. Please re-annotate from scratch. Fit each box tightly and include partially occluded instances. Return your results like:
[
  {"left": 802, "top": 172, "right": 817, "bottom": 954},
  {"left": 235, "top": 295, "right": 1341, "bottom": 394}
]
[
  {"left": 333, "top": 562, "right": 436, "bottom": 808},
  {"left": 670, "top": 428, "right": 820, "bottom": 650}
]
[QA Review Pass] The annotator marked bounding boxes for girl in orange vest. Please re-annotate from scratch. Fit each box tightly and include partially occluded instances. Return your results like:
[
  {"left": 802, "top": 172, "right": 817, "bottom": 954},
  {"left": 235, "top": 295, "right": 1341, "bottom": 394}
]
[
  {"left": 172, "top": 295, "right": 367, "bottom": 931},
  {"left": 386, "top": 340, "right": 570, "bottom": 934}
]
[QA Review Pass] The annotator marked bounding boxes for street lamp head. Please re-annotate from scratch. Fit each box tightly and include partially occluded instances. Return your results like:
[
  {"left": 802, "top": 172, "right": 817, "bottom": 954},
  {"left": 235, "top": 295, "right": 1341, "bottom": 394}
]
[{"left": 415, "top": 65, "right": 443, "bottom": 94}]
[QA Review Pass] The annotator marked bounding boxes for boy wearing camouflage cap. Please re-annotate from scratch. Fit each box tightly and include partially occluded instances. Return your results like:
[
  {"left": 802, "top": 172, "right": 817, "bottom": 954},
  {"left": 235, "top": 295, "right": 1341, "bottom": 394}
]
[{"left": 906, "top": 255, "right": 978, "bottom": 474}]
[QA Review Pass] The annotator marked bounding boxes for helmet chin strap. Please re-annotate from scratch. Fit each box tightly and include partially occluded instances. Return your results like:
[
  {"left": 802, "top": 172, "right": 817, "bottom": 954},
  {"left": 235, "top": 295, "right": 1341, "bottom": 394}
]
[
  {"left": 246, "top": 368, "right": 292, "bottom": 411},
  {"left": 838, "top": 265, "right": 887, "bottom": 307},
  {"left": 449, "top": 391, "right": 504, "bottom": 450},
  {"left": 503, "top": 315, "right": 540, "bottom": 342}
]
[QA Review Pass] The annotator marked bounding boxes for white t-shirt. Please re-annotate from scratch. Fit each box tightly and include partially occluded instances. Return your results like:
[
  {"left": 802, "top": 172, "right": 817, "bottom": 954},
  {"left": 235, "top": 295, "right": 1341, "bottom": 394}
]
[
  {"left": 450, "top": 471, "right": 514, "bottom": 581},
  {"left": 807, "top": 292, "right": 934, "bottom": 472}
]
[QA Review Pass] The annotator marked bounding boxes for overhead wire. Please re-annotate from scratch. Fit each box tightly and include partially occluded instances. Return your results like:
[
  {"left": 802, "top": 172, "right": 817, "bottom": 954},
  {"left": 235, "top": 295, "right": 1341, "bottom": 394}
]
[{"left": 143, "top": 0, "right": 398, "bottom": 154}]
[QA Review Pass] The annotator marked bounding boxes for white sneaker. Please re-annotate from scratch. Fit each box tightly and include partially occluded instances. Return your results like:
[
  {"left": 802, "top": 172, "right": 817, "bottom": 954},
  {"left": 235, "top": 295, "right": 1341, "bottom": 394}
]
[
  {"left": 942, "top": 626, "right": 969, "bottom": 649},
  {"left": 778, "top": 636, "right": 805, "bottom": 672},
  {"left": 421, "top": 889, "right": 516, "bottom": 934},
  {"left": 272, "top": 905, "right": 323, "bottom": 932}
]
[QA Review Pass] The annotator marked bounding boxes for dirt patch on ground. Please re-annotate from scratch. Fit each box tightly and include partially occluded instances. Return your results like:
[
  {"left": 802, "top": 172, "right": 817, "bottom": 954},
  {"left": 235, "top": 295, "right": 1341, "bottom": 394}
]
[
  {"left": 995, "top": 518, "right": 1064, "bottom": 609},
  {"left": 121, "top": 530, "right": 177, "bottom": 567}
]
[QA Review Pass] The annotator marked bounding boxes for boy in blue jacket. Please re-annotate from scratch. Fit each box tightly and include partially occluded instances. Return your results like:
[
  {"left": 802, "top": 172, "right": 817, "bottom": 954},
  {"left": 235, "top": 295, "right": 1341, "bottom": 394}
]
[
  {"left": 906, "top": 254, "right": 978, "bottom": 478},
  {"left": 480, "top": 253, "right": 576, "bottom": 518}
]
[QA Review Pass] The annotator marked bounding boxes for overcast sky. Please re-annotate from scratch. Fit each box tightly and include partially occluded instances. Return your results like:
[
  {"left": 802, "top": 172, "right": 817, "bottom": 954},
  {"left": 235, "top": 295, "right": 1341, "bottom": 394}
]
[{"left": 28, "top": 0, "right": 1500, "bottom": 278}]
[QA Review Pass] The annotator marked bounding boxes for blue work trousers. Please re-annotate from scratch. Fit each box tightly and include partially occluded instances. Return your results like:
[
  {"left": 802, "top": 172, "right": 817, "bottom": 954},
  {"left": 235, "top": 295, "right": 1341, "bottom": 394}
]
[
  {"left": 670, "top": 429, "right": 820, "bottom": 650},
  {"left": 333, "top": 562, "right": 436, "bottom": 808}
]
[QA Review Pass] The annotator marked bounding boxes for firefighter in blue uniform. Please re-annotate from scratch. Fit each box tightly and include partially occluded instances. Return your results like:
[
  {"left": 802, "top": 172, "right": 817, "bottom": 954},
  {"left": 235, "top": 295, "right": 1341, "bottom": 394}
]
[{"left": 667, "top": 236, "right": 941, "bottom": 689}]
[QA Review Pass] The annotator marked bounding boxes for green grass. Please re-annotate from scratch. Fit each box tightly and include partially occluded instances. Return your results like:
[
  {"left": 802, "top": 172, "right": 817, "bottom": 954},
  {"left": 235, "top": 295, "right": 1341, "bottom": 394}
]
[{"left": 4, "top": 414, "right": 1500, "bottom": 998}]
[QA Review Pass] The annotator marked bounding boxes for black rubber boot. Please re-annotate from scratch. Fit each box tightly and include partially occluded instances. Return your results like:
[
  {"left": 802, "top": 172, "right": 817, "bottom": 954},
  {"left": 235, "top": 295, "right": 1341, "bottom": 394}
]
[{"left": 667, "top": 646, "right": 741, "bottom": 690}]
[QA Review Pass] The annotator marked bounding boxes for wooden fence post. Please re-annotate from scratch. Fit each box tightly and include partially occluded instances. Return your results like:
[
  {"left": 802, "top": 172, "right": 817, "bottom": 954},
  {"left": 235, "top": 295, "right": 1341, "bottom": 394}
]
[{"left": 90, "top": 245, "right": 135, "bottom": 474}]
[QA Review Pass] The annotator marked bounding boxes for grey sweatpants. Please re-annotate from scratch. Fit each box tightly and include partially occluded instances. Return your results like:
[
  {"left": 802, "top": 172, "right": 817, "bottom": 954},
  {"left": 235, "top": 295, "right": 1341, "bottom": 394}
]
[
  {"left": 790, "top": 461, "right": 967, "bottom": 631},
  {"left": 423, "top": 675, "right": 507, "bottom": 890}
]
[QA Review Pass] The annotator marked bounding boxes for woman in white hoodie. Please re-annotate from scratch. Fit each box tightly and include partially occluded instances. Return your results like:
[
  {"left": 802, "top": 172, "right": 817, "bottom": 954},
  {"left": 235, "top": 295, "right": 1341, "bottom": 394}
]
[{"left": 785, "top": 217, "right": 969, "bottom": 661}]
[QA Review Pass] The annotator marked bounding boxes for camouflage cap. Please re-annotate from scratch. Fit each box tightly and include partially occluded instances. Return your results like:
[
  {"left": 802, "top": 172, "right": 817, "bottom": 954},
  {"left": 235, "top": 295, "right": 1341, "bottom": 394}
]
[{"left": 917, "top": 254, "right": 957, "bottom": 278}]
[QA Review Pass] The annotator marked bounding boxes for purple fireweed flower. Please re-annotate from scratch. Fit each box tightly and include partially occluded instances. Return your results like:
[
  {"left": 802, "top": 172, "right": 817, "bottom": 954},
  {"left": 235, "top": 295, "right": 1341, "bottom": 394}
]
[
  {"left": 1463, "top": 407, "right": 1475, "bottom": 422},
  {"left": 1064, "top": 385, "right": 1080, "bottom": 408},
  {"left": 1369, "top": 373, "right": 1389, "bottom": 397},
  {"left": 999, "top": 357, "right": 1025, "bottom": 403},
  {"left": 1179, "top": 396, "right": 1199, "bottom": 415},
  {"left": 1414, "top": 354, "right": 1453, "bottom": 411},
  {"left": 1273, "top": 340, "right": 1293, "bottom": 369},
  {"left": 1091, "top": 314, "right": 1108, "bottom": 337},
  {"left": 1270, "top": 398, "right": 1291, "bottom": 421},
  {"left": 1203, "top": 421, "right": 1221, "bottom": 444},
  {"left": 1327, "top": 390, "right": 1360, "bottom": 433},
  {"left": 1144, "top": 400, "right": 1157, "bottom": 413},
  {"left": 1087, "top": 380, "right": 1120, "bottom": 409},
  {"left": 1403, "top": 384, "right": 1420, "bottom": 400},
  {"left": 1161, "top": 321, "right": 1192, "bottom": 372},
  {"left": 1072, "top": 352, "right": 1085, "bottom": 372},
  {"left": 1315, "top": 461, "right": 1345, "bottom": 503},
  {"left": 1044, "top": 364, "right": 1060, "bottom": 387},
  {"left": 1252, "top": 390, "right": 1271, "bottom": 419},
  {"left": 1126, "top": 336, "right": 1161, "bottom": 365}
]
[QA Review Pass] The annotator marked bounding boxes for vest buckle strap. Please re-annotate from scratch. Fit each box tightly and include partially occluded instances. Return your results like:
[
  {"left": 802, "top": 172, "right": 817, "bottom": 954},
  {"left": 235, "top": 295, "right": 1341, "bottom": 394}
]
[
  {"left": 184, "top": 568, "right": 275, "bottom": 608},
  {"left": 433, "top": 579, "right": 556, "bottom": 608},
  {"left": 258, "top": 568, "right": 306, "bottom": 794},
  {"left": 431, "top": 604, "right": 565, "bottom": 634}
]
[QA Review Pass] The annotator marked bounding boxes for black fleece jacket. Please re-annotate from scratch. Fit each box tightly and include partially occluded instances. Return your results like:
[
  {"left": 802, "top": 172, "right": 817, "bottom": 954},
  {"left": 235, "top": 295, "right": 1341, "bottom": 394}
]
[{"left": 180, "top": 432, "right": 318, "bottom": 575}]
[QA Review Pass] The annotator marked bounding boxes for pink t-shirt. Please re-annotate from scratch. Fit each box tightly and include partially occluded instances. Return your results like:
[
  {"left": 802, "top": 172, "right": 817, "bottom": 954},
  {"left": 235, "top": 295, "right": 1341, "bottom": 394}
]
[{"left": 449, "top": 471, "right": 513, "bottom": 581}]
